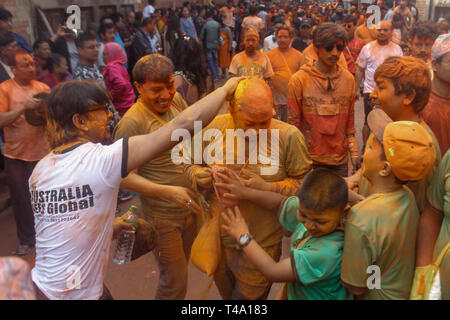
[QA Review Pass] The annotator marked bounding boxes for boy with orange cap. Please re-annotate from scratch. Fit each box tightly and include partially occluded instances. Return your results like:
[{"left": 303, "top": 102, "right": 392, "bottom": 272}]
[{"left": 341, "top": 109, "right": 437, "bottom": 299}]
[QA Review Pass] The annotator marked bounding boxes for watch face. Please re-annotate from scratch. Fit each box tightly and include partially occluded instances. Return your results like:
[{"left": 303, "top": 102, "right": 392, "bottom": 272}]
[{"left": 239, "top": 234, "right": 251, "bottom": 246}]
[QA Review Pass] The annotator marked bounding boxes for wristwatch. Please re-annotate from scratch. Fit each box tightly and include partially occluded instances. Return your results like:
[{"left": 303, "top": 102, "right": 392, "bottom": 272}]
[{"left": 238, "top": 233, "right": 252, "bottom": 248}]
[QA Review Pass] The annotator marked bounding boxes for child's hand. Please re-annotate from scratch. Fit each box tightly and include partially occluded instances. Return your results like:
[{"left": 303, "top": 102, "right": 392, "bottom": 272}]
[
  {"left": 214, "top": 172, "right": 248, "bottom": 201},
  {"left": 221, "top": 206, "right": 250, "bottom": 241},
  {"left": 240, "top": 169, "right": 271, "bottom": 191}
]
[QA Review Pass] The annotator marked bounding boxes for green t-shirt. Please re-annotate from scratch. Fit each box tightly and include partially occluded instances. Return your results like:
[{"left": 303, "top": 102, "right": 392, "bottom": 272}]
[
  {"left": 341, "top": 187, "right": 420, "bottom": 299},
  {"left": 113, "top": 93, "right": 189, "bottom": 219},
  {"left": 426, "top": 150, "right": 450, "bottom": 300},
  {"left": 359, "top": 122, "right": 442, "bottom": 212},
  {"left": 279, "top": 196, "right": 353, "bottom": 300}
]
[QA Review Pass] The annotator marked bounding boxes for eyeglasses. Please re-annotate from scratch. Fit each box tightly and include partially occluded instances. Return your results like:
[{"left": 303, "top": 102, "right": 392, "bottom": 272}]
[
  {"left": 325, "top": 44, "right": 345, "bottom": 52},
  {"left": 86, "top": 104, "right": 111, "bottom": 114}
]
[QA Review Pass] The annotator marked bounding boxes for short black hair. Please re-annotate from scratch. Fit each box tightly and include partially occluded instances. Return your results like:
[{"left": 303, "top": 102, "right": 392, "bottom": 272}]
[
  {"left": 0, "top": 30, "right": 15, "bottom": 47},
  {"left": 98, "top": 23, "right": 115, "bottom": 36},
  {"left": 99, "top": 15, "right": 113, "bottom": 25},
  {"left": 0, "top": 8, "right": 13, "bottom": 21},
  {"left": 142, "top": 17, "right": 154, "bottom": 27},
  {"left": 33, "top": 40, "right": 50, "bottom": 51},
  {"left": 110, "top": 12, "right": 124, "bottom": 25},
  {"left": 46, "top": 80, "right": 112, "bottom": 148},
  {"left": 313, "top": 22, "right": 348, "bottom": 48},
  {"left": 75, "top": 33, "right": 97, "bottom": 48},
  {"left": 298, "top": 168, "right": 348, "bottom": 212},
  {"left": 46, "top": 53, "right": 66, "bottom": 73},
  {"left": 249, "top": 6, "right": 257, "bottom": 15},
  {"left": 343, "top": 14, "right": 357, "bottom": 25},
  {"left": 132, "top": 54, "right": 174, "bottom": 85},
  {"left": 409, "top": 22, "right": 439, "bottom": 42}
]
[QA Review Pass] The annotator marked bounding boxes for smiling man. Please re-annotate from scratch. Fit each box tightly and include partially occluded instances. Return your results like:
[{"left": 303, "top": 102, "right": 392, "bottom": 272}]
[
  {"left": 114, "top": 54, "right": 209, "bottom": 300},
  {"left": 287, "top": 23, "right": 358, "bottom": 177}
]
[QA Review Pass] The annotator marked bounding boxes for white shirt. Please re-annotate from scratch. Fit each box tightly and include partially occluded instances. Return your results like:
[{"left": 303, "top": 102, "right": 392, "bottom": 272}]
[
  {"left": 263, "top": 35, "right": 278, "bottom": 52},
  {"left": 31, "top": 139, "right": 127, "bottom": 300},
  {"left": 356, "top": 40, "right": 403, "bottom": 94},
  {"left": 0, "top": 60, "right": 14, "bottom": 79},
  {"left": 143, "top": 5, "right": 155, "bottom": 18}
]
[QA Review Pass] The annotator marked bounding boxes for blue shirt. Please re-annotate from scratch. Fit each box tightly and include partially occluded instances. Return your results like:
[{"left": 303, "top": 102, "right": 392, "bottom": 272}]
[{"left": 180, "top": 17, "right": 197, "bottom": 38}]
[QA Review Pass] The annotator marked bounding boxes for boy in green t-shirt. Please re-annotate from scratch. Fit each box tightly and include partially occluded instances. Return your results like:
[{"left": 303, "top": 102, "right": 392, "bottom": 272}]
[
  {"left": 218, "top": 168, "right": 353, "bottom": 300},
  {"left": 341, "top": 112, "right": 437, "bottom": 300}
]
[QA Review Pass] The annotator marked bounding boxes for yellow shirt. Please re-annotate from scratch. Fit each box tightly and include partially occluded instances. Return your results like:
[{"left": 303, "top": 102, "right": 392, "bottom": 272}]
[
  {"left": 113, "top": 93, "right": 189, "bottom": 219},
  {"left": 184, "top": 114, "right": 312, "bottom": 248}
]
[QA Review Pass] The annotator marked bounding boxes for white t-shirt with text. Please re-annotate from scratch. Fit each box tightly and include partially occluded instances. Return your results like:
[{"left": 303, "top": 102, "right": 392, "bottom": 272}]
[{"left": 30, "top": 139, "right": 128, "bottom": 300}]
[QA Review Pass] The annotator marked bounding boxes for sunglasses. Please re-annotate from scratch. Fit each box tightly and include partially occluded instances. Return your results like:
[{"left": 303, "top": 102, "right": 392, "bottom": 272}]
[{"left": 325, "top": 44, "right": 345, "bottom": 52}]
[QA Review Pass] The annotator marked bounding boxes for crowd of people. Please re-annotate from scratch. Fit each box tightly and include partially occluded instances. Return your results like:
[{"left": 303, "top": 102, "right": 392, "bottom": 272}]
[{"left": 0, "top": 0, "right": 449, "bottom": 301}]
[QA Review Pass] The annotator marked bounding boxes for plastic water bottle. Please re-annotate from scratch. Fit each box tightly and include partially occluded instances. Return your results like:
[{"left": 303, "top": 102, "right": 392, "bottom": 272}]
[{"left": 113, "top": 205, "right": 138, "bottom": 265}]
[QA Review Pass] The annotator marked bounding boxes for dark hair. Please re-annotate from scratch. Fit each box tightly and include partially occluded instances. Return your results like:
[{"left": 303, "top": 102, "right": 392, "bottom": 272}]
[
  {"left": 98, "top": 23, "right": 115, "bottom": 36},
  {"left": 249, "top": 6, "right": 258, "bottom": 15},
  {"left": 298, "top": 168, "right": 348, "bottom": 212},
  {"left": 0, "top": 30, "right": 15, "bottom": 47},
  {"left": 46, "top": 53, "right": 66, "bottom": 73},
  {"left": 132, "top": 54, "right": 174, "bottom": 85},
  {"left": 313, "top": 22, "right": 348, "bottom": 48},
  {"left": 206, "top": 8, "right": 215, "bottom": 19},
  {"left": 172, "top": 36, "right": 207, "bottom": 94},
  {"left": 343, "top": 14, "right": 357, "bottom": 25},
  {"left": 148, "top": 0, "right": 155, "bottom": 4},
  {"left": 392, "top": 13, "right": 403, "bottom": 22},
  {"left": 109, "top": 12, "right": 124, "bottom": 25},
  {"left": 86, "top": 22, "right": 99, "bottom": 34},
  {"left": 409, "top": 22, "right": 439, "bottom": 42},
  {"left": 32, "top": 40, "right": 50, "bottom": 51},
  {"left": 46, "top": 80, "right": 112, "bottom": 148},
  {"left": 142, "top": 17, "right": 154, "bottom": 27},
  {"left": 75, "top": 33, "right": 97, "bottom": 48},
  {"left": 0, "top": 8, "right": 13, "bottom": 21}
]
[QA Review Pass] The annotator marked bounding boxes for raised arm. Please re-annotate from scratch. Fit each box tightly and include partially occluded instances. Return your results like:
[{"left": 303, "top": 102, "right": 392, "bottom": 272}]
[{"left": 126, "top": 77, "right": 242, "bottom": 173}]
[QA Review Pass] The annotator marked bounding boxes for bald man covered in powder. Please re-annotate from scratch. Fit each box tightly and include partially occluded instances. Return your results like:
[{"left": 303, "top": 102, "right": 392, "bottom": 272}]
[{"left": 184, "top": 78, "right": 312, "bottom": 300}]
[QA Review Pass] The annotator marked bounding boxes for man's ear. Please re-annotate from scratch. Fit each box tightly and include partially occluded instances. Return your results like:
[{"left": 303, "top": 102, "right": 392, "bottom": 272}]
[
  {"left": 403, "top": 89, "right": 416, "bottom": 106},
  {"left": 378, "top": 161, "right": 393, "bottom": 177},
  {"left": 134, "top": 81, "right": 143, "bottom": 96},
  {"left": 431, "top": 59, "right": 438, "bottom": 73},
  {"left": 72, "top": 113, "right": 88, "bottom": 132}
]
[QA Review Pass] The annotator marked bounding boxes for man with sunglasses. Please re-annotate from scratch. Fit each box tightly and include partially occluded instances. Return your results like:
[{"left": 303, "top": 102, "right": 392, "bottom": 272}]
[
  {"left": 355, "top": 20, "right": 402, "bottom": 147},
  {"left": 287, "top": 23, "right": 358, "bottom": 177},
  {"left": 342, "top": 14, "right": 364, "bottom": 76},
  {"left": 29, "top": 75, "right": 242, "bottom": 300}
]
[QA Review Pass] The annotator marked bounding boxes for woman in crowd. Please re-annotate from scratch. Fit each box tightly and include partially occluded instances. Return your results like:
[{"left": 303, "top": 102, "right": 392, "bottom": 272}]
[
  {"left": 172, "top": 35, "right": 208, "bottom": 105},
  {"left": 101, "top": 42, "right": 135, "bottom": 116},
  {"left": 33, "top": 40, "right": 52, "bottom": 81},
  {"left": 218, "top": 17, "right": 233, "bottom": 78},
  {"left": 40, "top": 53, "right": 72, "bottom": 89}
]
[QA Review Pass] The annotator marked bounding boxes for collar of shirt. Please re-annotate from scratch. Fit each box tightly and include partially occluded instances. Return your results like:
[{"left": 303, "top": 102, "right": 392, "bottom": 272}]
[{"left": 0, "top": 60, "right": 14, "bottom": 79}]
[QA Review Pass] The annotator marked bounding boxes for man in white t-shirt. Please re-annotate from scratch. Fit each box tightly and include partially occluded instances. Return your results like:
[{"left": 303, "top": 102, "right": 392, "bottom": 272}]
[
  {"left": 30, "top": 74, "right": 242, "bottom": 300},
  {"left": 355, "top": 20, "right": 403, "bottom": 146},
  {"left": 143, "top": 0, "right": 156, "bottom": 19}
]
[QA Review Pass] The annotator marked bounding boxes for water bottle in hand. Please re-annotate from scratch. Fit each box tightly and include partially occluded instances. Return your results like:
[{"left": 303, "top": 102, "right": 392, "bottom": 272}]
[{"left": 113, "top": 205, "right": 138, "bottom": 265}]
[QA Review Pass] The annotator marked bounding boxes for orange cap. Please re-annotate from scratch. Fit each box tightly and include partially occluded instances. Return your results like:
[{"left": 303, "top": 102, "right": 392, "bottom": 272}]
[{"left": 368, "top": 109, "right": 436, "bottom": 181}]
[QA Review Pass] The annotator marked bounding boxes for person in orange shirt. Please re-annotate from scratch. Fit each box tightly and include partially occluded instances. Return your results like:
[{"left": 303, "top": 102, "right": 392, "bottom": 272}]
[
  {"left": 0, "top": 51, "right": 50, "bottom": 256},
  {"left": 342, "top": 14, "right": 365, "bottom": 75},
  {"left": 287, "top": 23, "right": 359, "bottom": 177},
  {"left": 355, "top": 13, "right": 378, "bottom": 45},
  {"left": 229, "top": 26, "right": 274, "bottom": 81},
  {"left": 266, "top": 25, "right": 305, "bottom": 122}
]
